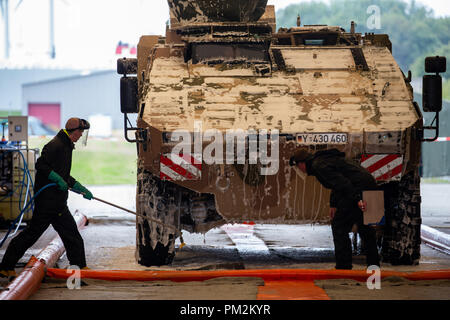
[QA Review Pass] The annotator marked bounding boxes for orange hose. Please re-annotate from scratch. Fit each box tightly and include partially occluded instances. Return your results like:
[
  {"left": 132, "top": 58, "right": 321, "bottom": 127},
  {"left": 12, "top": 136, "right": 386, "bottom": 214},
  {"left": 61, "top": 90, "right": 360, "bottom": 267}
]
[
  {"left": 46, "top": 267, "right": 450, "bottom": 283},
  {"left": 45, "top": 267, "right": 450, "bottom": 300},
  {"left": 0, "top": 211, "right": 87, "bottom": 300}
]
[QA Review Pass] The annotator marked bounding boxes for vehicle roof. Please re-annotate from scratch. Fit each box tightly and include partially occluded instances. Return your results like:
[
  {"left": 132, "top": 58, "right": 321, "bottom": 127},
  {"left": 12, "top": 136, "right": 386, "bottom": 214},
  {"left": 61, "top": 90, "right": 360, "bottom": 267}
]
[{"left": 143, "top": 45, "right": 418, "bottom": 133}]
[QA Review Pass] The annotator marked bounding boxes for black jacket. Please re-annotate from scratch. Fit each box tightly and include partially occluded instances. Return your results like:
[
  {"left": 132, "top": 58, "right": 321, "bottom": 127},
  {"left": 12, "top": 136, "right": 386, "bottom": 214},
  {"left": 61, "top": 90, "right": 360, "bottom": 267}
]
[
  {"left": 305, "top": 149, "right": 377, "bottom": 208},
  {"left": 34, "top": 130, "right": 77, "bottom": 212}
]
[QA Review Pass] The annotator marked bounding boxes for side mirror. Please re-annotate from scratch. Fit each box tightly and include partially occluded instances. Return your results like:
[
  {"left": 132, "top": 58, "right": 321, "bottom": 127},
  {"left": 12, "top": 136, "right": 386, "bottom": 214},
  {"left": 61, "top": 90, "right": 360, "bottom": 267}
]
[
  {"left": 120, "top": 76, "right": 138, "bottom": 113},
  {"left": 422, "top": 56, "right": 446, "bottom": 113},
  {"left": 421, "top": 56, "right": 446, "bottom": 142},
  {"left": 423, "top": 75, "right": 442, "bottom": 112},
  {"left": 117, "top": 58, "right": 139, "bottom": 114}
]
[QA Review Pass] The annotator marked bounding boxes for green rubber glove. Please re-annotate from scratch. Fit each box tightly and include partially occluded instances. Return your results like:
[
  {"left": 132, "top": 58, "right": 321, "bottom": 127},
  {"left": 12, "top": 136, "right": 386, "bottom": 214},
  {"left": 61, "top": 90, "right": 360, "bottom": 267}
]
[
  {"left": 48, "top": 171, "right": 68, "bottom": 191},
  {"left": 73, "top": 181, "right": 93, "bottom": 200}
]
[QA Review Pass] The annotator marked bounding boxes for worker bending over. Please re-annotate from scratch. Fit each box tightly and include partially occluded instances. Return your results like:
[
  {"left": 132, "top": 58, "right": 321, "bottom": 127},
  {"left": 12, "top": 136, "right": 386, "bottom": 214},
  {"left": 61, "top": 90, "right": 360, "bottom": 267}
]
[{"left": 290, "top": 148, "right": 380, "bottom": 270}]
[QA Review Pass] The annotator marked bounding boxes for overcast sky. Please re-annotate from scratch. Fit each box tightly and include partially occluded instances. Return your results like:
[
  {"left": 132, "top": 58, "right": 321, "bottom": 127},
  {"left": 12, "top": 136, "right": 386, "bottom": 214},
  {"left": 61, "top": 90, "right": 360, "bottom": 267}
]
[{"left": 0, "top": 0, "right": 448, "bottom": 69}]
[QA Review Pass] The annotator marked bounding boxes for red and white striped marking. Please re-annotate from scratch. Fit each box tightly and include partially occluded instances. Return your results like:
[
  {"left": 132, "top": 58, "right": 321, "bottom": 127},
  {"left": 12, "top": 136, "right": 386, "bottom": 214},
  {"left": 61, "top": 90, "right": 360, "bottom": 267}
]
[
  {"left": 360, "top": 154, "right": 403, "bottom": 182},
  {"left": 160, "top": 153, "right": 202, "bottom": 181},
  {"left": 436, "top": 137, "right": 450, "bottom": 142}
]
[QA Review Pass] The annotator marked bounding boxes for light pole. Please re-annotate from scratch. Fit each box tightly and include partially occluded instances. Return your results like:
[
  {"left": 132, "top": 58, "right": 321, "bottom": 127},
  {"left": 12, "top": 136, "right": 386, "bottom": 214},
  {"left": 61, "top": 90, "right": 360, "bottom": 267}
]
[
  {"left": 1, "top": 0, "right": 10, "bottom": 59},
  {"left": 49, "top": 0, "right": 55, "bottom": 59}
]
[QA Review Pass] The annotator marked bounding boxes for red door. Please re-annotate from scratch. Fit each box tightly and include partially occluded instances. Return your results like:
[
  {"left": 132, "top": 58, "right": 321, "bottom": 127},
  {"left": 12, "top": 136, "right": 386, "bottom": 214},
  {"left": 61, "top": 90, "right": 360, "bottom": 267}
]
[{"left": 28, "top": 103, "right": 61, "bottom": 131}]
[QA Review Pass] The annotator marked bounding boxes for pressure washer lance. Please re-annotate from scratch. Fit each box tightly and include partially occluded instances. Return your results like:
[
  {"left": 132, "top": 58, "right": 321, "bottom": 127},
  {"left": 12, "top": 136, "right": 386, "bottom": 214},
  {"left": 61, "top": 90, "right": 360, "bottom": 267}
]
[{"left": 69, "top": 188, "right": 186, "bottom": 249}]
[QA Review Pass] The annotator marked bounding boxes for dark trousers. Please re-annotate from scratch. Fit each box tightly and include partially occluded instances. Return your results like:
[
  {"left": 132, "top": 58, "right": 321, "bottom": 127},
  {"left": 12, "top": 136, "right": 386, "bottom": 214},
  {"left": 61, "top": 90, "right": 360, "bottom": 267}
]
[
  {"left": 331, "top": 199, "right": 380, "bottom": 269},
  {"left": 0, "top": 206, "right": 86, "bottom": 270}
]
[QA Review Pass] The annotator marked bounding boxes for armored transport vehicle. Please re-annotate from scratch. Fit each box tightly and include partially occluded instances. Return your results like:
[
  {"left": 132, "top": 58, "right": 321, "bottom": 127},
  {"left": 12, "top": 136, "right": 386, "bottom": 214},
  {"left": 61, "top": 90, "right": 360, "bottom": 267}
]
[{"left": 117, "top": 0, "right": 445, "bottom": 266}]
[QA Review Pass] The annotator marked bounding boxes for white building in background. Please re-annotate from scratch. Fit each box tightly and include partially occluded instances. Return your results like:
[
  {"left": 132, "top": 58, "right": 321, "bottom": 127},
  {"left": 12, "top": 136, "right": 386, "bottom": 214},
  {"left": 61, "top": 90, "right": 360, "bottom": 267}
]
[
  {"left": 0, "top": 68, "right": 81, "bottom": 112},
  {"left": 21, "top": 70, "right": 125, "bottom": 134}
]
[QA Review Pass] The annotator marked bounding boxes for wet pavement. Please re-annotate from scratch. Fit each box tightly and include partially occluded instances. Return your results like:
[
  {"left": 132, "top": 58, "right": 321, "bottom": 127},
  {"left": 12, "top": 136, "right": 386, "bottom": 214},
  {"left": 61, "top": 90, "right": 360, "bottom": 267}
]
[
  {"left": 1, "top": 183, "right": 449, "bottom": 300},
  {"left": 1, "top": 183, "right": 448, "bottom": 272},
  {"left": 60, "top": 183, "right": 450, "bottom": 272}
]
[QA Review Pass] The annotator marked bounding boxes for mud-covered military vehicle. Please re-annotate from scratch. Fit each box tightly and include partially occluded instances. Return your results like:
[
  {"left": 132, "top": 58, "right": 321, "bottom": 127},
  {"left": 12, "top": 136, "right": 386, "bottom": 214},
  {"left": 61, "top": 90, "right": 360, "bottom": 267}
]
[{"left": 117, "top": 0, "right": 446, "bottom": 266}]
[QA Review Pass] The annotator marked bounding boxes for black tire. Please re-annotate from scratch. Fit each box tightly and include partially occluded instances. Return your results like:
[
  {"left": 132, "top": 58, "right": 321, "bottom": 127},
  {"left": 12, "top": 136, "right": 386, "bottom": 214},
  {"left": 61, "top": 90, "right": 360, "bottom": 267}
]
[
  {"left": 136, "top": 168, "right": 178, "bottom": 267},
  {"left": 136, "top": 219, "right": 175, "bottom": 266},
  {"left": 381, "top": 168, "right": 421, "bottom": 265}
]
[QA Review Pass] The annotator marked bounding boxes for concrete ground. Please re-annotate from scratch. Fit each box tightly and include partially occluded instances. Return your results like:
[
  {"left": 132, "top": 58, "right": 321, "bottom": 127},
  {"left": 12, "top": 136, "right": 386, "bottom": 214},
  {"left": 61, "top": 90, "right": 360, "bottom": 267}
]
[
  {"left": 1, "top": 183, "right": 449, "bottom": 300},
  {"left": 60, "top": 183, "right": 450, "bottom": 272}
]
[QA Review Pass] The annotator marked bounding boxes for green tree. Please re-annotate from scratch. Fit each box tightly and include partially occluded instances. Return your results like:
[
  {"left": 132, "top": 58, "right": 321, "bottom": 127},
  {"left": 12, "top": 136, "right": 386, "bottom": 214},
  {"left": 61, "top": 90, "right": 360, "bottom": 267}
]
[
  {"left": 411, "top": 43, "right": 449, "bottom": 100},
  {"left": 444, "top": 79, "right": 450, "bottom": 101},
  {"left": 276, "top": 0, "right": 449, "bottom": 74},
  {"left": 411, "top": 43, "right": 450, "bottom": 78}
]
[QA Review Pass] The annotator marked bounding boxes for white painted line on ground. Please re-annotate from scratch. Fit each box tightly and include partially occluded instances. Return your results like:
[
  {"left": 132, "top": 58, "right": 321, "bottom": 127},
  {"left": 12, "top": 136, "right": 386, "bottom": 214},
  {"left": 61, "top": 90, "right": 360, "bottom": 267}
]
[{"left": 220, "top": 224, "right": 271, "bottom": 258}]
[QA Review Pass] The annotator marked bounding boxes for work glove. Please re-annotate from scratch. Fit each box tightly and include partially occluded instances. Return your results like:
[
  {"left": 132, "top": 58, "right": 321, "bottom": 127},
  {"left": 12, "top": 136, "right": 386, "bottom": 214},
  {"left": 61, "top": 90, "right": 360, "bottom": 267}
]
[
  {"left": 72, "top": 181, "right": 93, "bottom": 200},
  {"left": 48, "top": 171, "right": 68, "bottom": 192}
]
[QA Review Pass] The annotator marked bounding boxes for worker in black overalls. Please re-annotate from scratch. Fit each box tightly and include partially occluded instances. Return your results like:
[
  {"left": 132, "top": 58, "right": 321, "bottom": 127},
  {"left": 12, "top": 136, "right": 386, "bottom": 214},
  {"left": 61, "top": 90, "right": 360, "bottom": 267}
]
[
  {"left": 290, "top": 148, "right": 380, "bottom": 269},
  {"left": 0, "top": 118, "right": 93, "bottom": 279}
]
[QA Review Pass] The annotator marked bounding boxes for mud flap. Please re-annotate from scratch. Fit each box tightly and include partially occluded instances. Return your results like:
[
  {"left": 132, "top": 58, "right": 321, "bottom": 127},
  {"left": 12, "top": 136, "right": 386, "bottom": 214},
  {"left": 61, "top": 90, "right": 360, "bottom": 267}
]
[{"left": 381, "top": 169, "right": 421, "bottom": 265}]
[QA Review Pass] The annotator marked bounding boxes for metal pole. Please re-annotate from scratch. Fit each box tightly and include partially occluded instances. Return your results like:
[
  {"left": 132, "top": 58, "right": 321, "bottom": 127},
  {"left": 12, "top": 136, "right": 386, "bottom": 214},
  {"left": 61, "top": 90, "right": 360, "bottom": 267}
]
[
  {"left": 91, "top": 196, "right": 137, "bottom": 215},
  {"left": 49, "top": 0, "right": 55, "bottom": 59},
  {"left": 69, "top": 188, "right": 179, "bottom": 232},
  {"left": 2, "top": 0, "right": 10, "bottom": 59}
]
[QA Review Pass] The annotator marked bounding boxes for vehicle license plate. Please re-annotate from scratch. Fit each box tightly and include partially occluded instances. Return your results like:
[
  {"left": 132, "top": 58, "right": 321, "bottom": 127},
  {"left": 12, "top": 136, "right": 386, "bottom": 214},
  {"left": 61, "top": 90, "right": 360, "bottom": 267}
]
[{"left": 296, "top": 133, "right": 348, "bottom": 145}]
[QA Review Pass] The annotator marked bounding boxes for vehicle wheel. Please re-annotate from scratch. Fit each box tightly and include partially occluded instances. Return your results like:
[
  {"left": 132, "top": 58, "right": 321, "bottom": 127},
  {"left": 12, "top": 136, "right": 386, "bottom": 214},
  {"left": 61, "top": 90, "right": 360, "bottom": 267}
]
[
  {"left": 135, "top": 167, "right": 179, "bottom": 266},
  {"left": 381, "top": 168, "right": 421, "bottom": 265}
]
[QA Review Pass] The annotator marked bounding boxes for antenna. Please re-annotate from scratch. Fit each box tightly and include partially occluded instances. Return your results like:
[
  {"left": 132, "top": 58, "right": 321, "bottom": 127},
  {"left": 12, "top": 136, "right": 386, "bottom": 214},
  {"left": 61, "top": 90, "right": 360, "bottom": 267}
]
[
  {"left": 0, "top": 0, "right": 10, "bottom": 59},
  {"left": 49, "top": 0, "right": 55, "bottom": 59}
]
